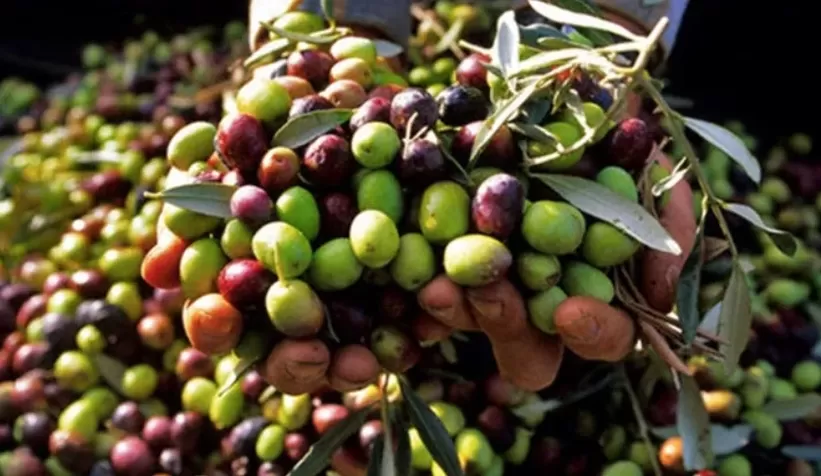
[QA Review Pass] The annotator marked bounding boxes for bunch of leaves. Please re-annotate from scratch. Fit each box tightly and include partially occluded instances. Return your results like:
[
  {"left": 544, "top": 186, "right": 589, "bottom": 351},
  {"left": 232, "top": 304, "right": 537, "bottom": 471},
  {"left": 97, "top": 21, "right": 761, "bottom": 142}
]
[{"left": 449, "top": 0, "right": 797, "bottom": 472}]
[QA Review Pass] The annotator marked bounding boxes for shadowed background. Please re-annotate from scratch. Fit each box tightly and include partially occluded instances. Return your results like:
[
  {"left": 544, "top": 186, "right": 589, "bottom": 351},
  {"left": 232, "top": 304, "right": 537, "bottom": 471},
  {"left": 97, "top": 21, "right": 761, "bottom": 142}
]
[{"left": 0, "top": 0, "right": 818, "bottom": 149}]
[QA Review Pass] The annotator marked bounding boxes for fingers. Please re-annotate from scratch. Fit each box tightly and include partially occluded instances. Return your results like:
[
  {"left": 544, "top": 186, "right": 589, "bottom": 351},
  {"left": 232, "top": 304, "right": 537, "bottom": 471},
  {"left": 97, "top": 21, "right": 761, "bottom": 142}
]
[
  {"left": 640, "top": 148, "right": 697, "bottom": 312},
  {"left": 330, "top": 447, "right": 368, "bottom": 476},
  {"left": 412, "top": 312, "right": 453, "bottom": 344},
  {"left": 417, "top": 275, "right": 479, "bottom": 331},
  {"left": 328, "top": 345, "right": 381, "bottom": 393},
  {"left": 466, "top": 280, "right": 564, "bottom": 391},
  {"left": 554, "top": 296, "right": 636, "bottom": 362},
  {"left": 260, "top": 339, "right": 330, "bottom": 395}
]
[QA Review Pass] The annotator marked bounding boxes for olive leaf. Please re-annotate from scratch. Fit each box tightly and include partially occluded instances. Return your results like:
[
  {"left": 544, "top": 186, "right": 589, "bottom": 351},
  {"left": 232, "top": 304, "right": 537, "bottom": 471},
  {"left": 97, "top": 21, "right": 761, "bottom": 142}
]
[
  {"left": 144, "top": 182, "right": 236, "bottom": 219},
  {"left": 761, "top": 394, "right": 821, "bottom": 421},
  {"left": 289, "top": 405, "right": 373, "bottom": 476},
  {"left": 722, "top": 203, "right": 796, "bottom": 256},
  {"left": 469, "top": 80, "right": 542, "bottom": 169},
  {"left": 550, "top": 0, "right": 612, "bottom": 46},
  {"left": 366, "top": 435, "right": 387, "bottom": 476},
  {"left": 698, "top": 302, "right": 721, "bottom": 337},
  {"left": 782, "top": 445, "right": 821, "bottom": 462},
  {"left": 509, "top": 123, "right": 562, "bottom": 147},
  {"left": 717, "top": 263, "right": 752, "bottom": 373},
  {"left": 651, "top": 424, "right": 752, "bottom": 456},
  {"left": 244, "top": 38, "right": 291, "bottom": 69},
  {"left": 399, "top": 377, "right": 463, "bottom": 476},
  {"left": 373, "top": 40, "right": 404, "bottom": 58},
  {"left": 320, "top": 0, "right": 334, "bottom": 25},
  {"left": 520, "top": 23, "right": 568, "bottom": 47},
  {"left": 683, "top": 117, "right": 761, "bottom": 184},
  {"left": 538, "top": 36, "right": 592, "bottom": 50},
  {"left": 509, "top": 48, "right": 587, "bottom": 77},
  {"left": 273, "top": 109, "right": 354, "bottom": 149},
  {"left": 676, "top": 374, "right": 713, "bottom": 470},
  {"left": 93, "top": 354, "right": 127, "bottom": 396},
  {"left": 528, "top": 0, "right": 639, "bottom": 41},
  {"left": 217, "top": 356, "right": 259, "bottom": 397},
  {"left": 531, "top": 174, "right": 682, "bottom": 255},
  {"left": 492, "top": 11, "right": 520, "bottom": 77},
  {"left": 393, "top": 410, "right": 411, "bottom": 476},
  {"left": 677, "top": 231, "right": 704, "bottom": 345},
  {"left": 260, "top": 23, "right": 340, "bottom": 45}
]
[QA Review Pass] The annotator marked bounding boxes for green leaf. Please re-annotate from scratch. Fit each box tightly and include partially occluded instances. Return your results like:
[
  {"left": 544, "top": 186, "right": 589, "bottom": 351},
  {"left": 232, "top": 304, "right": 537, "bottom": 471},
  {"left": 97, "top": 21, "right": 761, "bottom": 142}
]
[
  {"left": 538, "top": 36, "right": 593, "bottom": 50},
  {"left": 676, "top": 232, "right": 703, "bottom": 344},
  {"left": 434, "top": 19, "right": 465, "bottom": 55},
  {"left": 93, "top": 354, "right": 127, "bottom": 396},
  {"left": 710, "top": 425, "right": 752, "bottom": 455},
  {"left": 683, "top": 117, "right": 761, "bottom": 184},
  {"left": 782, "top": 445, "right": 821, "bottom": 462},
  {"left": 492, "top": 11, "right": 520, "bottom": 77},
  {"left": 531, "top": 174, "right": 681, "bottom": 255},
  {"left": 722, "top": 203, "right": 796, "bottom": 256},
  {"left": 717, "top": 263, "right": 752, "bottom": 373},
  {"left": 399, "top": 378, "right": 464, "bottom": 476},
  {"left": 373, "top": 40, "right": 404, "bottom": 58},
  {"left": 520, "top": 23, "right": 568, "bottom": 47},
  {"left": 698, "top": 302, "right": 721, "bottom": 337},
  {"left": 761, "top": 394, "right": 821, "bottom": 421},
  {"left": 217, "top": 357, "right": 258, "bottom": 397},
  {"left": 469, "top": 80, "right": 542, "bottom": 169},
  {"left": 509, "top": 48, "right": 588, "bottom": 77},
  {"left": 649, "top": 424, "right": 751, "bottom": 456},
  {"left": 509, "top": 123, "right": 561, "bottom": 145},
  {"left": 273, "top": 109, "right": 354, "bottom": 149},
  {"left": 289, "top": 405, "right": 372, "bottom": 476},
  {"left": 244, "top": 38, "right": 291, "bottom": 69},
  {"left": 145, "top": 182, "right": 236, "bottom": 219},
  {"left": 320, "top": 0, "right": 334, "bottom": 24},
  {"left": 676, "top": 374, "right": 713, "bottom": 471},
  {"left": 551, "top": 0, "right": 612, "bottom": 46},
  {"left": 260, "top": 23, "right": 340, "bottom": 45},
  {"left": 651, "top": 159, "right": 690, "bottom": 197},
  {"left": 393, "top": 411, "right": 411, "bottom": 476},
  {"left": 529, "top": 0, "right": 640, "bottom": 41},
  {"left": 367, "top": 435, "right": 386, "bottom": 476}
]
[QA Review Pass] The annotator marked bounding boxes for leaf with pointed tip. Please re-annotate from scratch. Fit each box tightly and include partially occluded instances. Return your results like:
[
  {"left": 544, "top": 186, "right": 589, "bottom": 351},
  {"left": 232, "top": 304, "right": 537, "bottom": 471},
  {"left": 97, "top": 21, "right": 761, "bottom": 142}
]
[
  {"left": 722, "top": 203, "right": 796, "bottom": 256},
  {"left": 374, "top": 40, "right": 403, "bottom": 58},
  {"left": 244, "top": 38, "right": 290, "bottom": 69},
  {"left": 217, "top": 357, "right": 259, "bottom": 397},
  {"left": 532, "top": 174, "right": 681, "bottom": 254},
  {"left": 782, "top": 445, "right": 821, "bottom": 461},
  {"left": 145, "top": 182, "right": 236, "bottom": 219},
  {"left": 529, "top": 0, "right": 639, "bottom": 41},
  {"left": 761, "top": 393, "right": 821, "bottom": 421},
  {"left": 469, "top": 80, "right": 541, "bottom": 169},
  {"left": 683, "top": 117, "right": 761, "bottom": 184},
  {"left": 393, "top": 410, "right": 411, "bottom": 476},
  {"left": 93, "top": 354, "right": 127, "bottom": 396},
  {"left": 676, "top": 374, "right": 713, "bottom": 470},
  {"left": 260, "top": 24, "right": 340, "bottom": 45},
  {"left": 320, "top": 0, "right": 334, "bottom": 23},
  {"left": 677, "top": 232, "right": 703, "bottom": 344},
  {"left": 493, "top": 11, "right": 520, "bottom": 77},
  {"left": 717, "top": 264, "right": 752, "bottom": 373},
  {"left": 273, "top": 109, "right": 354, "bottom": 149},
  {"left": 520, "top": 23, "right": 568, "bottom": 47},
  {"left": 399, "top": 378, "right": 463, "bottom": 476},
  {"left": 288, "top": 405, "right": 373, "bottom": 476}
]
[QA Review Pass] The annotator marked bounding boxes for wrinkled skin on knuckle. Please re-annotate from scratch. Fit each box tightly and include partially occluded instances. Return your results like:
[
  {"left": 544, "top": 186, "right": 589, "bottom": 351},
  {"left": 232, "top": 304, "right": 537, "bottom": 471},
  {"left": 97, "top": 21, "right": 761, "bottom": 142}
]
[{"left": 554, "top": 296, "right": 636, "bottom": 362}]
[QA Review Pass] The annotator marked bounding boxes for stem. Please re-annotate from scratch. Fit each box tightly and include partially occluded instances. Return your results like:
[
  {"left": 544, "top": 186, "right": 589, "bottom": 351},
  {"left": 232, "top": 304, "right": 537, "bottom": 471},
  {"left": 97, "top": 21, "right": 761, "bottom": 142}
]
[
  {"left": 639, "top": 75, "right": 740, "bottom": 258},
  {"left": 621, "top": 365, "right": 663, "bottom": 476},
  {"left": 627, "top": 17, "right": 669, "bottom": 76}
]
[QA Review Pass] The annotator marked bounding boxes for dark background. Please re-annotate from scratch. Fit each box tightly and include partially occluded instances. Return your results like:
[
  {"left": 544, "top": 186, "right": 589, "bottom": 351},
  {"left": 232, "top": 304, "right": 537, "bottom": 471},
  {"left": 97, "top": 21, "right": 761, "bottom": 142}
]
[{"left": 0, "top": 0, "right": 818, "bottom": 148}]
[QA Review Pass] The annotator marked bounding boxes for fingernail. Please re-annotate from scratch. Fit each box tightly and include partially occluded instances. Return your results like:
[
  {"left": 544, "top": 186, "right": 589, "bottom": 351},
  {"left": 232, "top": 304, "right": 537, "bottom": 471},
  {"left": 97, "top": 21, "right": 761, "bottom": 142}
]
[
  {"left": 466, "top": 293, "right": 503, "bottom": 321},
  {"left": 425, "top": 305, "right": 455, "bottom": 325}
]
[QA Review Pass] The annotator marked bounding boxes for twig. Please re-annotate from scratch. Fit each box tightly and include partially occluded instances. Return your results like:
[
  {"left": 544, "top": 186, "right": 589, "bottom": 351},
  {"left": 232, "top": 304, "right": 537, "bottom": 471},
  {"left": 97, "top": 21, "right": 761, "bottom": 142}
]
[
  {"left": 620, "top": 365, "right": 663, "bottom": 476},
  {"left": 410, "top": 4, "right": 466, "bottom": 60}
]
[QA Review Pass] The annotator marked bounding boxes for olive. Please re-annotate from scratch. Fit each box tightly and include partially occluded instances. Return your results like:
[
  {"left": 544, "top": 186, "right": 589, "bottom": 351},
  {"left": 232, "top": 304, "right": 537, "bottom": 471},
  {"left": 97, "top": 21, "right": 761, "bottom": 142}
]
[
  {"left": 110, "top": 436, "right": 156, "bottom": 476},
  {"left": 111, "top": 401, "right": 146, "bottom": 434}
]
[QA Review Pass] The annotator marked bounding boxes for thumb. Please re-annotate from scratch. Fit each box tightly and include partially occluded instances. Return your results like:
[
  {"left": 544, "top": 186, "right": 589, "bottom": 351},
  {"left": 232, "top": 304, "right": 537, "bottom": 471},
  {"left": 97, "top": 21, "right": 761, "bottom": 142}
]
[
  {"left": 466, "top": 280, "right": 564, "bottom": 391},
  {"left": 640, "top": 147, "right": 697, "bottom": 312}
]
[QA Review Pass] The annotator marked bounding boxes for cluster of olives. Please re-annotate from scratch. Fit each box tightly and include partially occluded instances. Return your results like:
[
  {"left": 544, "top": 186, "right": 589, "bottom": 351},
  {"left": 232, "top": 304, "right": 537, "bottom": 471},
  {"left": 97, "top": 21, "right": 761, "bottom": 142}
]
[
  {"left": 12, "top": 21, "right": 248, "bottom": 139},
  {"left": 0, "top": 78, "right": 40, "bottom": 132}
]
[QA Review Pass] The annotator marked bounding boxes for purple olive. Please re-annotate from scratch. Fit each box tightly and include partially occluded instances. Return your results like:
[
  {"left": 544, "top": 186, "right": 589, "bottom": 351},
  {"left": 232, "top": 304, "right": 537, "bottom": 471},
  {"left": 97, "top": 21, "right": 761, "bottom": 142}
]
[
  {"left": 350, "top": 97, "right": 391, "bottom": 132},
  {"left": 397, "top": 139, "right": 446, "bottom": 189},
  {"left": 110, "top": 436, "right": 156, "bottom": 476},
  {"left": 471, "top": 173, "right": 525, "bottom": 240},
  {"left": 230, "top": 185, "right": 274, "bottom": 228},
  {"left": 390, "top": 88, "right": 438, "bottom": 136},
  {"left": 319, "top": 193, "right": 358, "bottom": 238},
  {"left": 302, "top": 134, "right": 356, "bottom": 187}
]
